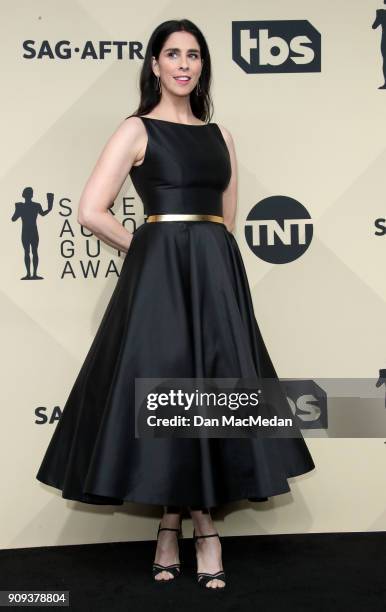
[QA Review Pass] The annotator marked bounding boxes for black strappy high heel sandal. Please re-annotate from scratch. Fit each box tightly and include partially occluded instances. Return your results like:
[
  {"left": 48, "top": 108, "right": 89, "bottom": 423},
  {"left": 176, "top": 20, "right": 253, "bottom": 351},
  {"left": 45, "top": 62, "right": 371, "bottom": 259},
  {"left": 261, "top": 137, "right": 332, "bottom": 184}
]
[
  {"left": 152, "top": 520, "right": 183, "bottom": 582},
  {"left": 193, "top": 528, "right": 226, "bottom": 589}
]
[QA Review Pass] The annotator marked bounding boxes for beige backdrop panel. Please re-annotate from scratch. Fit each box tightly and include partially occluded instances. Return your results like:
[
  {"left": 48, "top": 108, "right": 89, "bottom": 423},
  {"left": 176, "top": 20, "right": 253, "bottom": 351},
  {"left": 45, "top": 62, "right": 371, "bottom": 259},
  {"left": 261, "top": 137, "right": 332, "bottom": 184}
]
[{"left": 2, "top": 0, "right": 385, "bottom": 549}]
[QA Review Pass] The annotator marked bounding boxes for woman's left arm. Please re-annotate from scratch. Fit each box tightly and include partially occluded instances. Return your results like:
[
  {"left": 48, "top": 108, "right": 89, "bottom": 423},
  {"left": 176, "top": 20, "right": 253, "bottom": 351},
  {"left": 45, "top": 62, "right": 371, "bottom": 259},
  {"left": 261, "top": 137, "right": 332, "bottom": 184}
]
[{"left": 217, "top": 124, "right": 238, "bottom": 233}]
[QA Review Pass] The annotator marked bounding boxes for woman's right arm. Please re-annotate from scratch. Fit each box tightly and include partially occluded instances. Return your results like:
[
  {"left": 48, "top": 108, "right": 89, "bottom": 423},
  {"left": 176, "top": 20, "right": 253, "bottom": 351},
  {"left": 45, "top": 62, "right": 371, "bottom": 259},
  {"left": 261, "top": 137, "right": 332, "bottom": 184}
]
[{"left": 77, "top": 116, "right": 145, "bottom": 254}]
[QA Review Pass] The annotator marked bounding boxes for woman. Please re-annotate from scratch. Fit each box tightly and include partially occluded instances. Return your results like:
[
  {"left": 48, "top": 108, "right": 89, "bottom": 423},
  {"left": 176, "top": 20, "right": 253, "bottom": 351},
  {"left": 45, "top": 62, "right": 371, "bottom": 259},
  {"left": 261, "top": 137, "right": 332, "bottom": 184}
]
[{"left": 36, "top": 19, "right": 315, "bottom": 590}]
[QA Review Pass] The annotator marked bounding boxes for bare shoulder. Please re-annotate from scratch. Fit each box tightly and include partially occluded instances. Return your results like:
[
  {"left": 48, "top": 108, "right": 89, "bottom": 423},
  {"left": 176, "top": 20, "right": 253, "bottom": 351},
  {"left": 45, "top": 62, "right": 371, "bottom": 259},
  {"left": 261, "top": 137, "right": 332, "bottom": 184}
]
[
  {"left": 99, "top": 116, "right": 145, "bottom": 151},
  {"left": 216, "top": 124, "right": 235, "bottom": 147},
  {"left": 118, "top": 115, "right": 147, "bottom": 139},
  {"left": 216, "top": 124, "right": 236, "bottom": 158},
  {"left": 104, "top": 115, "right": 147, "bottom": 165}
]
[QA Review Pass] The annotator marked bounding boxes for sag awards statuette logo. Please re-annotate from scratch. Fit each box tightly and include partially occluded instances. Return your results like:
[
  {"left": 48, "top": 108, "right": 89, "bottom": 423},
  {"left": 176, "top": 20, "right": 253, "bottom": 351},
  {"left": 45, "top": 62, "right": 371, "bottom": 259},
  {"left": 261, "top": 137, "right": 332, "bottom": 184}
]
[
  {"left": 12, "top": 189, "right": 137, "bottom": 280},
  {"left": 376, "top": 368, "right": 386, "bottom": 408},
  {"left": 245, "top": 195, "right": 313, "bottom": 264},
  {"left": 11, "top": 187, "right": 54, "bottom": 280},
  {"left": 373, "top": 2, "right": 386, "bottom": 89}
]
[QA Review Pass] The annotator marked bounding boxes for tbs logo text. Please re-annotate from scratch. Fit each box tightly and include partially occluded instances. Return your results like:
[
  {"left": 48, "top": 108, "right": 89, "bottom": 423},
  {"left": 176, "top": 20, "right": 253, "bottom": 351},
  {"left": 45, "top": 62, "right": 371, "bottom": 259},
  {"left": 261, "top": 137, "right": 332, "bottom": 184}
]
[{"left": 232, "top": 20, "right": 321, "bottom": 73}]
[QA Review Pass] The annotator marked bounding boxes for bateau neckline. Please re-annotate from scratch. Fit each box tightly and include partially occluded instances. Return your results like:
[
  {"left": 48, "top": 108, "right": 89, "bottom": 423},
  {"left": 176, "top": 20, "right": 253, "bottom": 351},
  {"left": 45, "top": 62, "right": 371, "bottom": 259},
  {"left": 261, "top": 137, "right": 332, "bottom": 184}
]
[{"left": 139, "top": 116, "right": 213, "bottom": 127}]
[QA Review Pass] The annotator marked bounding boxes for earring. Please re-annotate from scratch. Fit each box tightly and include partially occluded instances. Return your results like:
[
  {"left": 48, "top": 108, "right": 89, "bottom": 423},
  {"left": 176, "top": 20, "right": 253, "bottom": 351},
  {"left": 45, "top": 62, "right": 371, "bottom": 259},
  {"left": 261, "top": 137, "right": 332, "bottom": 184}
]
[
  {"left": 196, "top": 78, "right": 202, "bottom": 96},
  {"left": 155, "top": 76, "right": 161, "bottom": 92}
]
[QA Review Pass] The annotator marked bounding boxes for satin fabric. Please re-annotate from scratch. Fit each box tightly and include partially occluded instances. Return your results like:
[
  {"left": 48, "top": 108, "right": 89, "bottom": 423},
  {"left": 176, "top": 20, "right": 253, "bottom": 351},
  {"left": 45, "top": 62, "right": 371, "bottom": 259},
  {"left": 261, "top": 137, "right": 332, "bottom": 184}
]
[{"left": 36, "top": 116, "right": 315, "bottom": 507}]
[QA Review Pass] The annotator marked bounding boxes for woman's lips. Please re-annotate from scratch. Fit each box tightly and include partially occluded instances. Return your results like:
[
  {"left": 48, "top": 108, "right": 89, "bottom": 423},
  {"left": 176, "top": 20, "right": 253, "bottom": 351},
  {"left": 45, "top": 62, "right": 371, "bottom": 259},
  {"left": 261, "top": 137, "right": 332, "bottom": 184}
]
[{"left": 173, "top": 77, "right": 191, "bottom": 86}]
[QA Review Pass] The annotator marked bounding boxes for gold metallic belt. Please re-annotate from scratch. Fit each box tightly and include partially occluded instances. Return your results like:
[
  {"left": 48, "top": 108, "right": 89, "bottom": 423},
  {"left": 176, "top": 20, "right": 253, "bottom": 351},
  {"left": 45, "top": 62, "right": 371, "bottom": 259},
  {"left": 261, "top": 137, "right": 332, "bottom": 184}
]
[{"left": 146, "top": 213, "right": 224, "bottom": 224}]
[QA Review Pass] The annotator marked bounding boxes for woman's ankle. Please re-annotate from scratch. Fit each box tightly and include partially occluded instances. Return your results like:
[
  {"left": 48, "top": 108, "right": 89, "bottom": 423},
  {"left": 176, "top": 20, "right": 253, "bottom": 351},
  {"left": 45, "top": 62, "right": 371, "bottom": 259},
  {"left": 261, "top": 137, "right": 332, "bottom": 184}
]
[
  {"left": 189, "top": 507, "right": 214, "bottom": 535},
  {"left": 161, "top": 505, "right": 181, "bottom": 528}
]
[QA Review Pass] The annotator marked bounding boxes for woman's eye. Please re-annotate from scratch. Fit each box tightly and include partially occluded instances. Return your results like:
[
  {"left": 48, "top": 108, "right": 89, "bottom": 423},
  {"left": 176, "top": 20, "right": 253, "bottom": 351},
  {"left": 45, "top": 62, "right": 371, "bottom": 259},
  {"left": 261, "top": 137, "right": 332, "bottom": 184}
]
[{"left": 167, "top": 52, "right": 199, "bottom": 59}]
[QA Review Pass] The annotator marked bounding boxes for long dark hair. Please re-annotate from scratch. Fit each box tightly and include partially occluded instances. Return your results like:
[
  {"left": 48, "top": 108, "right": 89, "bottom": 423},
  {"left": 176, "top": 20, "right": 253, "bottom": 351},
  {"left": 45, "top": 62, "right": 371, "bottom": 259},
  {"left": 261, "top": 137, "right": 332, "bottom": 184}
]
[{"left": 128, "top": 19, "right": 214, "bottom": 123}]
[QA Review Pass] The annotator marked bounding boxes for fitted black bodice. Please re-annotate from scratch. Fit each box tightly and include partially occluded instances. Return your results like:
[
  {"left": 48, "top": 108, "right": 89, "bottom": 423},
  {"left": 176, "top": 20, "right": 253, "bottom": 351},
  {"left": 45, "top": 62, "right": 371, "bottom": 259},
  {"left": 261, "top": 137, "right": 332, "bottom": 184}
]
[{"left": 128, "top": 116, "right": 231, "bottom": 217}]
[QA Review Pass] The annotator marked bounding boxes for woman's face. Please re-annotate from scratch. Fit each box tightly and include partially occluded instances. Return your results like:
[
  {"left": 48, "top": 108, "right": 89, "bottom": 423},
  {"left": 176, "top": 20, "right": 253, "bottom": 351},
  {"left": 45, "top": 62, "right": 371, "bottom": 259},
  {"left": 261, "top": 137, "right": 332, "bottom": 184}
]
[{"left": 153, "top": 31, "right": 203, "bottom": 96}]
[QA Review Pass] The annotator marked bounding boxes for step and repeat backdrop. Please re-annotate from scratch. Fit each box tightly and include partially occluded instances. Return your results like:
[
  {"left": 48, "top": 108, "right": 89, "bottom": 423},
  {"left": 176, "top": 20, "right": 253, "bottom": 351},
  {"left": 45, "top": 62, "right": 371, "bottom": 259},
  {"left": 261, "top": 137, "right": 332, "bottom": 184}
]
[{"left": 2, "top": 1, "right": 386, "bottom": 548}]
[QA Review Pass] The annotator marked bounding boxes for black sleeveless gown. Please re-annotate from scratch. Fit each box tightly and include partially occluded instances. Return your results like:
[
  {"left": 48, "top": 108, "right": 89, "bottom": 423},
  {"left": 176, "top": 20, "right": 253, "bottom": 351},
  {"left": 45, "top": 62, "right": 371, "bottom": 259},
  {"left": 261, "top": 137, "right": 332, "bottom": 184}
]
[{"left": 36, "top": 116, "right": 315, "bottom": 507}]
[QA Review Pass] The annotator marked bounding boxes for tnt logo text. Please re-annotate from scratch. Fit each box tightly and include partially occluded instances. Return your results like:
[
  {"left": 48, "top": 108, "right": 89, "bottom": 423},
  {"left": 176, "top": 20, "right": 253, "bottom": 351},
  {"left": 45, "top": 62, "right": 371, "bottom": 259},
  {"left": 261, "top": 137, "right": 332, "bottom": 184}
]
[{"left": 245, "top": 196, "right": 313, "bottom": 264}]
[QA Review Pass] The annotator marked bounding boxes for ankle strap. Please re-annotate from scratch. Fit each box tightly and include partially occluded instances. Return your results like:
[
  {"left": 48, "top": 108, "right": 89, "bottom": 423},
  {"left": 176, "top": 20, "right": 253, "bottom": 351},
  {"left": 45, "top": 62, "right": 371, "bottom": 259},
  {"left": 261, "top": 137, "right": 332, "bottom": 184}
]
[{"left": 158, "top": 521, "right": 182, "bottom": 535}]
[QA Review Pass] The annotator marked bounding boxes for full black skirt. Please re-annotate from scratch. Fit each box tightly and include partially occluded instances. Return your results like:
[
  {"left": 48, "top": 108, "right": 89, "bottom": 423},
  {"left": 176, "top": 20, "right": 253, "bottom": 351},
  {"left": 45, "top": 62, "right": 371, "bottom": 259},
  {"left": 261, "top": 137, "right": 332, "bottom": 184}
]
[{"left": 36, "top": 221, "right": 315, "bottom": 507}]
